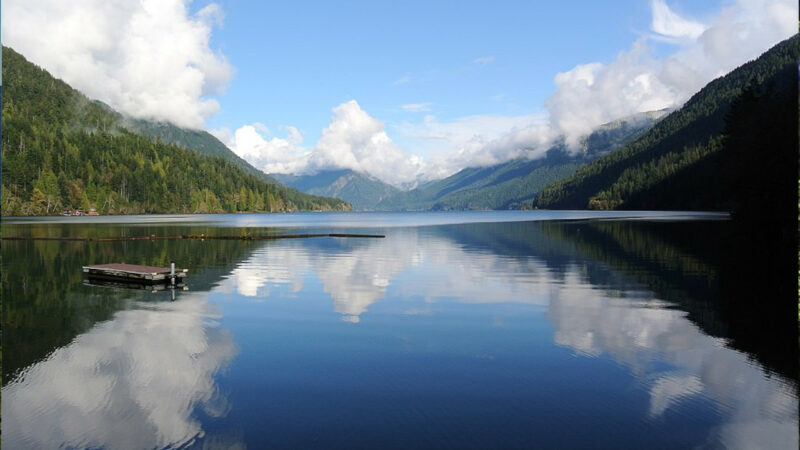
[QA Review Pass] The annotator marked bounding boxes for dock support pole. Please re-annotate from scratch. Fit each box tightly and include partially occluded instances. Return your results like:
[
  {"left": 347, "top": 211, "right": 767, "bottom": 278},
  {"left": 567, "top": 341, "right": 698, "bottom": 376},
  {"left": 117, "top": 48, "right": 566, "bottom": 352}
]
[{"left": 171, "top": 261, "right": 176, "bottom": 287}]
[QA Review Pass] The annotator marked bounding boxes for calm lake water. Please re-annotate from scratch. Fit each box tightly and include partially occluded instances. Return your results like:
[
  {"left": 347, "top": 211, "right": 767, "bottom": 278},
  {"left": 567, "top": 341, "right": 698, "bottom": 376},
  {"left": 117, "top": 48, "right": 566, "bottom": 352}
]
[{"left": 2, "top": 211, "right": 797, "bottom": 449}]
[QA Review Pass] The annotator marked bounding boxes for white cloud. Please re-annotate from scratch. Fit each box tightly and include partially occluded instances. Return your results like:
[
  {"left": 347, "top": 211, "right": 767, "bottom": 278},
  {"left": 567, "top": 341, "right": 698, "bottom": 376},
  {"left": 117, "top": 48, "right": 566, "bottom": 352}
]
[
  {"left": 309, "top": 100, "right": 425, "bottom": 187},
  {"left": 225, "top": 100, "right": 424, "bottom": 187},
  {"left": 401, "top": 102, "right": 433, "bottom": 112},
  {"left": 650, "top": 0, "right": 707, "bottom": 40},
  {"left": 546, "top": 0, "right": 797, "bottom": 147},
  {"left": 473, "top": 56, "right": 495, "bottom": 65},
  {"left": 395, "top": 112, "right": 552, "bottom": 180},
  {"left": 547, "top": 40, "right": 679, "bottom": 147},
  {"left": 225, "top": 124, "right": 311, "bottom": 175},
  {"left": 1, "top": 0, "right": 233, "bottom": 129}
]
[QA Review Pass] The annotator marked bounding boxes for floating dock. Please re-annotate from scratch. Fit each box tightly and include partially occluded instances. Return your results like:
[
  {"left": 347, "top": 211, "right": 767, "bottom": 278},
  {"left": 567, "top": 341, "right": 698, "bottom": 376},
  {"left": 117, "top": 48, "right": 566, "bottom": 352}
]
[{"left": 82, "top": 263, "right": 188, "bottom": 285}]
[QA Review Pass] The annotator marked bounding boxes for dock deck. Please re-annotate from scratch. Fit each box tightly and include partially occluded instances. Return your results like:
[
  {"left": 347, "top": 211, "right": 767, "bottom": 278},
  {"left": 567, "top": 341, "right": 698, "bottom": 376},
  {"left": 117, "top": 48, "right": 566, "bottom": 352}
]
[{"left": 83, "top": 263, "right": 188, "bottom": 284}]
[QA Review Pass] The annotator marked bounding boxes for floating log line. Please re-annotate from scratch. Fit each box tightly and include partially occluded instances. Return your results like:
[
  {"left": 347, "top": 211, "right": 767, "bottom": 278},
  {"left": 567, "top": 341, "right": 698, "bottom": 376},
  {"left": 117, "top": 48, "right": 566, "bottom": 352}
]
[{"left": 1, "top": 233, "right": 385, "bottom": 242}]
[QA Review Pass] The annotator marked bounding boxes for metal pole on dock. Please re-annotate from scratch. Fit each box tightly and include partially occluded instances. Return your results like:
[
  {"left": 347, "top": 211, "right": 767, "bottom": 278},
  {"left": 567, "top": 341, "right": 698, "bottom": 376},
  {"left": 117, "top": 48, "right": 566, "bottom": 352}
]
[{"left": 171, "top": 261, "right": 176, "bottom": 287}]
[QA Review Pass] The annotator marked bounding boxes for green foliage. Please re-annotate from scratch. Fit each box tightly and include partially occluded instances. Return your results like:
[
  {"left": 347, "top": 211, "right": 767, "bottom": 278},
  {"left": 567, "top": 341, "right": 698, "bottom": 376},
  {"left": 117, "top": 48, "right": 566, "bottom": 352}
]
[
  {"left": 532, "top": 34, "right": 799, "bottom": 211},
  {"left": 587, "top": 137, "right": 724, "bottom": 210},
  {"left": 1, "top": 46, "right": 350, "bottom": 216},
  {"left": 124, "top": 119, "right": 281, "bottom": 184}
]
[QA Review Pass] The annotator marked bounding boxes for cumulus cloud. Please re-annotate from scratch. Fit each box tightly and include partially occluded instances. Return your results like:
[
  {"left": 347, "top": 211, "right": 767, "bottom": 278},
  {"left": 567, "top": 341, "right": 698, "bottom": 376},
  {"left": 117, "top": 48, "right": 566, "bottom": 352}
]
[
  {"left": 547, "top": 41, "right": 679, "bottom": 147},
  {"left": 309, "top": 101, "right": 425, "bottom": 186},
  {"left": 547, "top": 0, "right": 797, "bottom": 147},
  {"left": 225, "top": 101, "right": 425, "bottom": 187},
  {"left": 226, "top": 124, "right": 311, "bottom": 175},
  {"left": 1, "top": 0, "right": 233, "bottom": 129}
]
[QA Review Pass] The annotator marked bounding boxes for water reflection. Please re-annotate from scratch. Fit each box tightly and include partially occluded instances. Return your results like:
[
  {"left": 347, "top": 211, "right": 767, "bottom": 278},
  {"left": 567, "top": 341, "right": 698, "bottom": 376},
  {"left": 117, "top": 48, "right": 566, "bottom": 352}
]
[
  {"left": 544, "top": 273, "right": 796, "bottom": 448},
  {"left": 2, "top": 230, "right": 256, "bottom": 382},
  {"left": 3, "top": 291, "right": 237, "bottom": 449},
  {"left": 219, "top": 229, "right": 561, "bottom": 323},
  {"left": 214, "top": 221, "right": 797, "bottom": 447},
  {"left": 217, "top": 233, "right": 424, "bottom": 322},
  {"left": 2, "top": 216, "right": 796, "bottom": 448}
]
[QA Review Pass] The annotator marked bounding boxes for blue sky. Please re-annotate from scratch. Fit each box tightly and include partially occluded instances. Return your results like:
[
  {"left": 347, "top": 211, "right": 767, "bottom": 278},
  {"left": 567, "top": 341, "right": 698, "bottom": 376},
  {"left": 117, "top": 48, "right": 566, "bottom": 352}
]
[
  {"left": 202, "top": 0, "right": 719, "bottom": 144},
  {"left": 2, "top": 0, "right": 796, "bottom": 186}
]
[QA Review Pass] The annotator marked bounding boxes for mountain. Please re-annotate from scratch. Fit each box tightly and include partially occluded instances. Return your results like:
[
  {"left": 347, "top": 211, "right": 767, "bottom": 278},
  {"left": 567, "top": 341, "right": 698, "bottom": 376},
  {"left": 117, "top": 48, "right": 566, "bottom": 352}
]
[
  {"left": 272, "top": 169, "right": 400, "bottom": 210},
  {"left": 532, "top": 34, "right": 798, "bottom": 215},
  {"left": 0, "top": 46, "right": 350, "bottom": 215},
  {"left": 376, "top": 151, "right": 579, "bottom": 211},
  {"left": 4, "top": 58, "right": 278, "bottom": 186},
  {"left": 123, "top": 119, "right": 280, "bottom": 184},
  {"left": 376, "top": 111, "right": 665, "bottom": 211}
]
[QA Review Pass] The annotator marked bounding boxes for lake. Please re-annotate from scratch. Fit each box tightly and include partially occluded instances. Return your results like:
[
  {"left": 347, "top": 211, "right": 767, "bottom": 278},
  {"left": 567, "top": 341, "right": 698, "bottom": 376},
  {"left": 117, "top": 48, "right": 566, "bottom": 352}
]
[{"left": 2, "top": 211, "right": 797, "bottom": 449}]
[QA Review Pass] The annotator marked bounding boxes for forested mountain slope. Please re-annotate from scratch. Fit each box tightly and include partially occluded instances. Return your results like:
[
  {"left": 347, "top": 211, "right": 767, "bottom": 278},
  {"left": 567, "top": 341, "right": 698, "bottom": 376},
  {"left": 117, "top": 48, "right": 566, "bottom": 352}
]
[
  {"left": 124, "top": 118, "right": 279, "bottom": 184},
  {"left": 1, "top": 46, "right": 349, "bottom": 215},
  {"left": 532, "top": 34, "right": 799, "bottom": 213}
]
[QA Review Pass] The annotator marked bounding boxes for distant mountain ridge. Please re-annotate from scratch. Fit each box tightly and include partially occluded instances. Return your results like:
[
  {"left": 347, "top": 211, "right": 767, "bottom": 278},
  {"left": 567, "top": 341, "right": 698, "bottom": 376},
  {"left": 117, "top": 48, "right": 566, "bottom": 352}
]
[
  {"left": 374, "top": 110, "right": 666, "bottom": 211},
  {"left": 272, "top": 170, "right": 400, "bottom": 210},
  {"left": 273, "top": 111, "right": 665, "bottom": 211}
]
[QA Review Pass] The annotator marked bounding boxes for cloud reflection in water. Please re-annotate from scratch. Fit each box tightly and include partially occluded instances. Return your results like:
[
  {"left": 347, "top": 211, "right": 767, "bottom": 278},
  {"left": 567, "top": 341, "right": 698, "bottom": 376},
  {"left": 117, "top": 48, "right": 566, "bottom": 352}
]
[
  {"left": 220, "top": 228, "right": 797, "bottom": 448},
  {"left": 219, "top": 231, "right": 424, "bottom": 322},
  {"left": 547, "top": 277, "right": 797, "bottom": 449},
  {"left": 17, "top": 225, "right": 790, "bottom": 449},
  {"left": 3, "top": 292, "right": 237, "bottom": 450}
]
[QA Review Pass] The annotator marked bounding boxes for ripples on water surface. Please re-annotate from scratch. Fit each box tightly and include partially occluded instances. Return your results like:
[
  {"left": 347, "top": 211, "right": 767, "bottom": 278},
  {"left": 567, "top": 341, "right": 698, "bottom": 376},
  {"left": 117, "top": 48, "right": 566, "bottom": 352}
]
[{"left": 2, "top": 211, "right": 796, "bottom": 449}]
